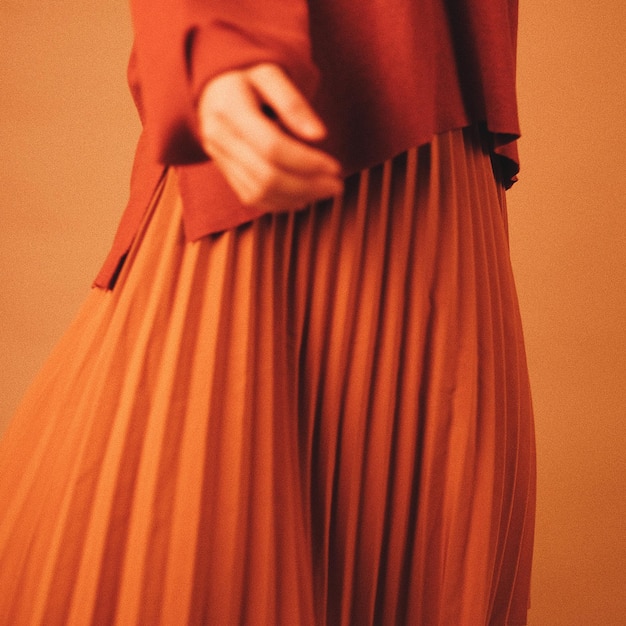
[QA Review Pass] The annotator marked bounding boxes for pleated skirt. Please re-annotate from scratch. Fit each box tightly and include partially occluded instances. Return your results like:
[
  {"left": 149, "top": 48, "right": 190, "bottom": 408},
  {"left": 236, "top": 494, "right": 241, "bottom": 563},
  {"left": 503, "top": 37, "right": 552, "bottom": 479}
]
[{"left": 0, "top": 126, "right": 535, "bottom": 625}]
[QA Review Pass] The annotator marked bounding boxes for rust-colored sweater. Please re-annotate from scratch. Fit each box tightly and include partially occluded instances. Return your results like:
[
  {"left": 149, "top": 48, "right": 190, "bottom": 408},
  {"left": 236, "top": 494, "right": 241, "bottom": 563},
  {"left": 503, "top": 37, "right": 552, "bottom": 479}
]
[{"left": 95, "top": 0, "right": 520, "bottom": 288}]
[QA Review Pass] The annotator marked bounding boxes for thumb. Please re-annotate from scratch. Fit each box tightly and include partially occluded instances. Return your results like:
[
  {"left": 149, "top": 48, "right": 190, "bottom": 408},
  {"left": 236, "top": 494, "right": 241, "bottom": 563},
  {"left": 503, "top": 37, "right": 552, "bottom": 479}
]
[{"left": 247, "top": 63, "right": 327, "bottom": 142}]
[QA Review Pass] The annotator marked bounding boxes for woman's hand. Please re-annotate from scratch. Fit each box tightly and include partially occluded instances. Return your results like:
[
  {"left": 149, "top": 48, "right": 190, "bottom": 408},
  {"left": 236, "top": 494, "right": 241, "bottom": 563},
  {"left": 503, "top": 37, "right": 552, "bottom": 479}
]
[{"left": 197, "top": 63, "right": 343, "bottom": 212}]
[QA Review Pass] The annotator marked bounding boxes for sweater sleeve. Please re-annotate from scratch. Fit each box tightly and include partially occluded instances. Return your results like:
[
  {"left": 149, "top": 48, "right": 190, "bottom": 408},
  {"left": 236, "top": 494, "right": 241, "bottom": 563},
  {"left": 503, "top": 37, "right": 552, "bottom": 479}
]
[{"left": 129, "top": 0, "right": 319, "bottom": 165}]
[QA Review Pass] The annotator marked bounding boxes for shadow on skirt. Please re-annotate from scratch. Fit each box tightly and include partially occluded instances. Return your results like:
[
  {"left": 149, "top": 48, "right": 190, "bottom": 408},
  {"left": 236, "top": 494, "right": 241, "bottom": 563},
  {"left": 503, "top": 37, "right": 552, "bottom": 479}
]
[{"left": 0, "top": 125, "right": 535, "bottom": 625}]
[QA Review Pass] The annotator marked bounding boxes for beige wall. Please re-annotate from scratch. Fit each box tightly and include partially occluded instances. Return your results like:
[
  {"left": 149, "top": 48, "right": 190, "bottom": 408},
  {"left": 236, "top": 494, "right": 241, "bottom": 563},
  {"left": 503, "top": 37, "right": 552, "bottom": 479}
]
[
  {"left": 508, "top": 1, "right": 626, "bottom": 623},
  {"left": 0, "top": 0, "right": 138, "bottom": 422},
  {"left": 1, "top": 1, "right": 625, "bottom": 623}
]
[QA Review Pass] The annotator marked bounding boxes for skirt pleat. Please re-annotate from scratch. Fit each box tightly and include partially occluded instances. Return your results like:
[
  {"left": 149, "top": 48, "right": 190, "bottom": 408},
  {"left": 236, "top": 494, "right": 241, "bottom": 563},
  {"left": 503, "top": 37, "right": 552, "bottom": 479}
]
[{"left": 0, "top": 125, "right": 535, "bottom": 625}]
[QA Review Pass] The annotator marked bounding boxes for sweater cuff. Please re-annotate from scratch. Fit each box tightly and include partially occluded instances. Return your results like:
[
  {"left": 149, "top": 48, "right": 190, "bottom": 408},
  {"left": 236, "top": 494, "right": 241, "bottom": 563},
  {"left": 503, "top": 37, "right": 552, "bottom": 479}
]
[
  {"left": 159, "top": 17, "right": 319, "bottom": 165},
  {"left": 189, "top": 19, "right": 320, "bottom": 108}
]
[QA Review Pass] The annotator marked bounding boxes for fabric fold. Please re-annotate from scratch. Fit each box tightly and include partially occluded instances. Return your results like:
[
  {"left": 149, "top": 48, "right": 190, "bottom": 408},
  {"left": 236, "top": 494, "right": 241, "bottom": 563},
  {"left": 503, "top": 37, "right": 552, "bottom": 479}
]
[{"left": 0, "top": 125, "right": 535, "bottom": 625}]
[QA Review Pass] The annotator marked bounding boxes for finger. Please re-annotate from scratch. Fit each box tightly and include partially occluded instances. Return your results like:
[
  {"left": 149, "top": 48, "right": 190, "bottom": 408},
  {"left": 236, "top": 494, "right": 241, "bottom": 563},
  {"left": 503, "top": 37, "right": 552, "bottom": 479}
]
[
  {"left": 220, "top": 92, "right": 342, "bottom": 177},
  {"left": 244, "top": 108, "right": 340, "bottom": 177},
  {"left": 247, "top": 64, "right": 328, "bottom": 142},
  {"left": 236, "top": 112, "right": 341, "bottom": 177},
  {"left": 206, "top": 122, "right": 343, "bottom": 208},
  {"left": 203, "top": 96, "right": 335, "bottom": 183},
  {"left": 200, "top": 71, "right": 341, "bottom": 178},
  {"left": 211, "top": 130, "right": 344, "bottom": 209},
  {"left": 198, "top": 66, "right": 344, "bottom": 208}
]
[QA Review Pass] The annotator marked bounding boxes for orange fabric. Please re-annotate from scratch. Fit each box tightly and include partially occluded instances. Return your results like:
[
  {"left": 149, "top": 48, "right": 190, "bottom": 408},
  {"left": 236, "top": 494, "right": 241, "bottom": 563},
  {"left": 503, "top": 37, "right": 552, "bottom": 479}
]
[
  {"left": 0, "top": 127, "right": 535, "bottom": 624},
  {"left": 94, "top": 0, "right": 521, "bottom": 288}
]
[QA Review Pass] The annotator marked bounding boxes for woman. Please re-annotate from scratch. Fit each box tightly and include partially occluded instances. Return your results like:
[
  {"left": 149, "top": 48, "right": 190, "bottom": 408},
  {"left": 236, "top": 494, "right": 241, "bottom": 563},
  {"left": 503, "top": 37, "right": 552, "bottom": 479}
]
[{"left": 0, "top": 0, "right": 535, "bottom": 624}]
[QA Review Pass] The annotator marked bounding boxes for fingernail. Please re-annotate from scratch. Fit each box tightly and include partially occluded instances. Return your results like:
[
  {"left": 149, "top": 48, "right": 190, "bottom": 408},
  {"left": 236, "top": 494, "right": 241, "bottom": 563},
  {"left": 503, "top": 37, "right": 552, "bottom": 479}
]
[{"left": 302, "top": 119, "right": 326, "bottom": 139}]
